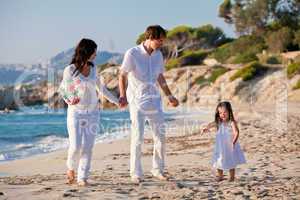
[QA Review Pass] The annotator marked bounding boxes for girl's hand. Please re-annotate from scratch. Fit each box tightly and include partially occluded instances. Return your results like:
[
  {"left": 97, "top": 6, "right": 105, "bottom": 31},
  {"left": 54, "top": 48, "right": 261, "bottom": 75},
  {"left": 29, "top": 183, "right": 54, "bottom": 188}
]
[{"left": 201, "top": 127, "right": 209, "bottom": 134}]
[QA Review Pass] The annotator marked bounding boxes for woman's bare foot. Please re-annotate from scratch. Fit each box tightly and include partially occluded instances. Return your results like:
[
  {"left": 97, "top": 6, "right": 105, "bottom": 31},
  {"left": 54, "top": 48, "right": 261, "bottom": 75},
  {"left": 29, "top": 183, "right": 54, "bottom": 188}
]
[
  {"left": 66, "top": 170, "right": 75, "bottom": 184},
  {"left": 229, "top": 169, "right": 235, "bottom": 182}
]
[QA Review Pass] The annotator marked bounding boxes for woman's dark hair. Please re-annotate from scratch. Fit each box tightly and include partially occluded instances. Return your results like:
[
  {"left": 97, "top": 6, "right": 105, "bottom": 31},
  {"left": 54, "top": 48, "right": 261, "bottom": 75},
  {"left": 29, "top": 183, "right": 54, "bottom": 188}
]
[
  {"left": 144, "top": 25, "right": 166, "bottom": 40},
  {"left": 70, "top": 38, "right": 97, "bottom": 76},
  {"left": 214, "top": 101, "right": 235, "bottom": 129}
]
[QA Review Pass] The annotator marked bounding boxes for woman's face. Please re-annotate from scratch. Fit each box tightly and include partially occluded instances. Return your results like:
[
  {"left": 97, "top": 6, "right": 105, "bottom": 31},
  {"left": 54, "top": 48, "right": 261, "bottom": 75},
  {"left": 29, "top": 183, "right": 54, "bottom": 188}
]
[
  {"left": 218, "top": 106, "right": 229, "bottom": 121},
  {"left": 88, "top": 50, "right": 97, "bottom": 61}
]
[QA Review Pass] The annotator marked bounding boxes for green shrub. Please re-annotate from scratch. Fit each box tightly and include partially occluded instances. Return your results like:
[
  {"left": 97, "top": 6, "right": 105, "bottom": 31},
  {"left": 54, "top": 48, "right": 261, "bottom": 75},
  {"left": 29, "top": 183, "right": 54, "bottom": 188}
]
[
  {"left": 195, "top": 66, "right": 228, "bottom": 86},
  {"left": 287, "top": 62, "right": 300, "bottom": 79},
  {"left": 293, "top": 79, "right": 300, "bottom": 90},
  {"left": 195, "top": 76, "right": 207, "bottom": 85},
  {"left": 180, "top": 50, "right": 208, "bottom": 66},
  {"left": 230, "top": 61, "right": 267, "bottom": 81},
  {"left": 165, "top": 58, "right": 180, "bottom": 71},
  {"left": 167, "top": 25, "right": 194, "bottom": 39},
  {"left": 210, "top": 35, "right": 266, "bottom": 63},
  {"left": 266, "top": 56, "right": 281, "bottom": 64},
  {"left": 258, "top": 53, "right": 282, "bottom": 64},
  {"left": 208, "top": 66, "right": 229, "bottom": 83},
  {"left": 209, "top": 43, "right": 232, "bottom": 63},
  {"left": 166, "top": 50, "right": 208, "bottom": 70},
  {"left": 232, "top": 52, "right": 258, "bottom": 64},
  {"left": 136, "top": 33, "right": 146, "bottom": 45}
]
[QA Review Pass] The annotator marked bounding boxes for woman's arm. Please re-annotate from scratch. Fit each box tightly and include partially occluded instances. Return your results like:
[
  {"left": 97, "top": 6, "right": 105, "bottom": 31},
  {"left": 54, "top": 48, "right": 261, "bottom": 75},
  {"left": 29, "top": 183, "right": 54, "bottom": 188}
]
[
  {"left": 231, "top": 121, "right": 239, "bottom": 145},
  {"left": 96, "top": 76, "right": 119, "bottom": 105},
  {"left": 59, "top": 66, "right": 80, "bottom": 105}
]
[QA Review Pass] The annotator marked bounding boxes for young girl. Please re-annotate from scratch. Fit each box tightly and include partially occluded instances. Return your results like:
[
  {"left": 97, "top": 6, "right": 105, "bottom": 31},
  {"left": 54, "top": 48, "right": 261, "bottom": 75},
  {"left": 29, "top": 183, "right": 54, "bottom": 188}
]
[
  {"left": 201, "top": 101, "right": 246, "bottom": 182},
  {"left": 59, "top": 38, "right": 119, "bottom": 186}
]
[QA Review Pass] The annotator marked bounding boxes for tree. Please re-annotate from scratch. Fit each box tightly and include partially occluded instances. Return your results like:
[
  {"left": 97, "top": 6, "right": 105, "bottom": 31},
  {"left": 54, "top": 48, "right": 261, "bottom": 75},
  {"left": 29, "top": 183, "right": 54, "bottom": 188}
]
[
  {"left": 219, "top": 0, "right": 300, "bottom": 36},
  {"left": 265, "top": 27, "right": 294, "bottom": 53}
]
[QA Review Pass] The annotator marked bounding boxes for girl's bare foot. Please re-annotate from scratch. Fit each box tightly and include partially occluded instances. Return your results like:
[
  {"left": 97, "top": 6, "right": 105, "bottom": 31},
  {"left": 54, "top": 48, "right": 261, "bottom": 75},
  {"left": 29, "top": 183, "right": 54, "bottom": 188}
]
[
  {"left": 216, "top": 176, "right": 225, "bottom": 182},
  {"left": 216, "top": 169, "right": 224, "bottom": 182},
  {"left": 66, "top": 170, "right": 75, "bottom": 184}
]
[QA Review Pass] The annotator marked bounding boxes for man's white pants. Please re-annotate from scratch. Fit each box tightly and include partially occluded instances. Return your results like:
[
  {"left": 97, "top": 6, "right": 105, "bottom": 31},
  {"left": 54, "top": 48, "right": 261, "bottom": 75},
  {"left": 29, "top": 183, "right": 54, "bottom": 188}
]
[
  {"left": 66, "top": 110, "right": 99, "bottom": 182},
  {"left": 129, "top": 107, "right": 166, "bottom": 178}
]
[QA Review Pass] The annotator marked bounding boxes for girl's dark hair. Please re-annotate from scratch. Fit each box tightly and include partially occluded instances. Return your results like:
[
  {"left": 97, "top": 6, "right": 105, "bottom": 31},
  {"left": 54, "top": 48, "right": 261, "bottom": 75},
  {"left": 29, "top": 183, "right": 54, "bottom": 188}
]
[
  {"left": 144, "top": 25, "right": 166, "bottom": 40},
  {"left": 214, "top": 101, "right": 235, "bottom": 129},
  {"left": 70, "top": 38, "right": 97, "bottom": 76}
]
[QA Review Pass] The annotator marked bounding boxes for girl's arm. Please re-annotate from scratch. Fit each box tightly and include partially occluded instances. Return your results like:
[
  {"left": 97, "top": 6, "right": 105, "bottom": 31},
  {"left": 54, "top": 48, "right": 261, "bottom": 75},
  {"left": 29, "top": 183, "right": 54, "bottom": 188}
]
[
  {"left": 231, "top": 121, "right": 240, "bottom": 145},
  {"left": 96, "top": 76, "right": 119, "bottom": 105},
  {"left": 201, "top": 121, "right": 216, "bottom": 134}
]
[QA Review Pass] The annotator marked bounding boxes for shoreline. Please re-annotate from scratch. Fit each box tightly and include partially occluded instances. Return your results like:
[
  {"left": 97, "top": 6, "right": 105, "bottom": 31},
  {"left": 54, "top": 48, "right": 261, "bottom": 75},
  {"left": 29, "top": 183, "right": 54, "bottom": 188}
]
[{"left": 0, "top": 105, "right": 299, "bottom": 199}]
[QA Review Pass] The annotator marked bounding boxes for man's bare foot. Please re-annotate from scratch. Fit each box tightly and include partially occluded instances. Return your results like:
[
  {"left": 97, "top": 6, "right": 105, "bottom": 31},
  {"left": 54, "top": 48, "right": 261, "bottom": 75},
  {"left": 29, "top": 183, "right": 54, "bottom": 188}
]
[
  {"left": 152, "top": 173, "right": 169, "bottom": 181},
  {"left": 131, "top": 176, "right": 143, "bottom": 184},
  {"left": 66, "top": 170, "right": 75, "bottom": 184}
]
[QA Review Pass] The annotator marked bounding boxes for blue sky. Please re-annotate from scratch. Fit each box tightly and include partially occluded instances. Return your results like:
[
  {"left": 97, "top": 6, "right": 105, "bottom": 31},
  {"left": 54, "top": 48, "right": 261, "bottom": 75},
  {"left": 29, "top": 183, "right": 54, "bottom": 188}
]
[{"left": 0, "top": 0, "right": 235, "bottom": 64}]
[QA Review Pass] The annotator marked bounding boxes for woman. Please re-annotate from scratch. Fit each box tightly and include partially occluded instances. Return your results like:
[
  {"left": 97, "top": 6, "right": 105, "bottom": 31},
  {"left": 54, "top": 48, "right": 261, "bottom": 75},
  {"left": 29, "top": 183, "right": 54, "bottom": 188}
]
[{"left": 59, "top": 38, "right": 119, "bottom": 186}]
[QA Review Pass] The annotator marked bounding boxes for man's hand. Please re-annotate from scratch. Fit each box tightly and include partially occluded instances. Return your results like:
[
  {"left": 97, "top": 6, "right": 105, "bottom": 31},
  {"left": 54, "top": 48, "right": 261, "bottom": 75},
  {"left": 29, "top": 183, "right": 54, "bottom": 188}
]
[
  {"left": 168, "top": 95, "right": 179, "bottom": 107},
  {"left": 67, "top": 97, "right": 80, "bottom": 105},
  {"left": 119, "top": 96, "right": 128, "bottom": 108}
]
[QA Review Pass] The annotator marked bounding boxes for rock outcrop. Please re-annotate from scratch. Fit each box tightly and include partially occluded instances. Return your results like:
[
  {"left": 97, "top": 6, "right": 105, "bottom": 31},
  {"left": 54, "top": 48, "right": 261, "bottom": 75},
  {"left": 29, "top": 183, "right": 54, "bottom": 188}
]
[{"left": 1, "top": 64, "right": 299, "bottom": 110}]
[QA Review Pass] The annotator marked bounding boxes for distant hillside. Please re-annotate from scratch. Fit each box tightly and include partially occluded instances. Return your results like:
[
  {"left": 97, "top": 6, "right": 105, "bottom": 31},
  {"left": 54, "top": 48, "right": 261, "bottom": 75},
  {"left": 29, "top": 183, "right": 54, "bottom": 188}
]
[
  {"left": 49, "top": 47, "right": 123, "bottom": 70},
  {"left": 0, "top": 48, "right": 123, "bottom": 86}
]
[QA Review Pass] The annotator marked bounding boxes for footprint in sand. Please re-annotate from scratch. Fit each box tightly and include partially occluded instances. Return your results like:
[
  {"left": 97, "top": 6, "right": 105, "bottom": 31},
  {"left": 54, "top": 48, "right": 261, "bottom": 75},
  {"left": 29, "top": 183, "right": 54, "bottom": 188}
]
[{"left": 62, "top": 189, "right": 80, "bottom": 198}]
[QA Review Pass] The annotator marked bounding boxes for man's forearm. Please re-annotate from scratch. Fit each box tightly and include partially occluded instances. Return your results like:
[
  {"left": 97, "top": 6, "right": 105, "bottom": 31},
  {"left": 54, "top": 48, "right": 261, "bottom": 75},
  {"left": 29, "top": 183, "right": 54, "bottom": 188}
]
[
  {"left": 119, "top": 74, "right": 127, "bottom": 97},
  {"left": 158, "top": 74, "right": 172, "bottom": 97}
]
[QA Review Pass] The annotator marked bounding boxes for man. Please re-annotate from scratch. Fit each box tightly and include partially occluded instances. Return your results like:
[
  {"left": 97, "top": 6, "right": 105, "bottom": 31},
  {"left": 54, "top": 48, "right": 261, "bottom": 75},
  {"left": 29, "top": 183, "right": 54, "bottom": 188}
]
[{"left": 119, "top": 25, "right": 179, "bottom": 183}]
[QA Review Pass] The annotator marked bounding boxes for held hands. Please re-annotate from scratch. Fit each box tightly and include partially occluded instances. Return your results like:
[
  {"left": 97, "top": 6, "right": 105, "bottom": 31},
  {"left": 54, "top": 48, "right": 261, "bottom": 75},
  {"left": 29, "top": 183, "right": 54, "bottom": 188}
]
[
  {"left": 168, "top": 95, "right": 179, "bottom": 107},
  {"left": 66, "top": 97, "right": 80, "bottom": 105},
  {"left": 119, "top": 96, "right": 128, "bottom": 108}
]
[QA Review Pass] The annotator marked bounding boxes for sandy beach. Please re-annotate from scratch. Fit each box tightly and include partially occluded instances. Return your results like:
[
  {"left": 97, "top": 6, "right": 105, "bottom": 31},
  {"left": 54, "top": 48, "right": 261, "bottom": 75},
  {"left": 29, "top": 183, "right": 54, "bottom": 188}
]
[{"left": 0, "top": 104, "right": 299, "bottom": 200}]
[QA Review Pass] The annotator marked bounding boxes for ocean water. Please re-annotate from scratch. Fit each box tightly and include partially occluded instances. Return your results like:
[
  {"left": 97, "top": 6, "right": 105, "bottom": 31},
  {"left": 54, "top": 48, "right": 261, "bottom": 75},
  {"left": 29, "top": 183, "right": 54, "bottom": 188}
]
[{"left": 0, "top": 106, "right": 206, "bottom": 162}]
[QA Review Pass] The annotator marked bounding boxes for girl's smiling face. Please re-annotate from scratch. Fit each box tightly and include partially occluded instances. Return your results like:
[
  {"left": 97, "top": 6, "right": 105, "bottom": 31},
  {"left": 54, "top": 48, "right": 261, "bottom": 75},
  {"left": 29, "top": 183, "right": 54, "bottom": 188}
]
[{"left": 218, "top": 106, "right": 229, "bottom": 121}]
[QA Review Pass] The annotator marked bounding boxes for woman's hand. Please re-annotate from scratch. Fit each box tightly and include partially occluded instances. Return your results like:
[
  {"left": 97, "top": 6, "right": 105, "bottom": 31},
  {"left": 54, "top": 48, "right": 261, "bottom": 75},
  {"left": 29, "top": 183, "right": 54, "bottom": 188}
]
[{"left": 66, "top": 97, "right": 80, "bottom": 105}]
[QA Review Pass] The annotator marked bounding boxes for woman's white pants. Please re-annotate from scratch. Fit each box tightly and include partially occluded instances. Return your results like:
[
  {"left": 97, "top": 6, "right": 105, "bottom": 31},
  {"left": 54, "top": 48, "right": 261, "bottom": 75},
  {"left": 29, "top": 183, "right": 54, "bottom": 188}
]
[
  {"left": 66, "top": 109, "right": 99, "bottom": 182},
  {"left": 129, "top": 107, "right": 166, "bottom": 178}
]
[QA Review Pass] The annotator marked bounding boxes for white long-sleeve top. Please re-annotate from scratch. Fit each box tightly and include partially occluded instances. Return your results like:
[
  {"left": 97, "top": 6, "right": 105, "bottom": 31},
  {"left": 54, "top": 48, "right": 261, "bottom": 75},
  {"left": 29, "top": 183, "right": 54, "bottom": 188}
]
[{"left": 59, "top": 64, "right": 118, "bottom": 111}]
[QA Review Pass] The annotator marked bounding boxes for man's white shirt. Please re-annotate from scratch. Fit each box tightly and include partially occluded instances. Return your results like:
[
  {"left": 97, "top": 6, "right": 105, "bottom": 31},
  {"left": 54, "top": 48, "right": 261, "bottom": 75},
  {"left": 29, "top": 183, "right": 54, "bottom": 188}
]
[{"left": 120, "top": 43, "right": 165, "bottom": 112}]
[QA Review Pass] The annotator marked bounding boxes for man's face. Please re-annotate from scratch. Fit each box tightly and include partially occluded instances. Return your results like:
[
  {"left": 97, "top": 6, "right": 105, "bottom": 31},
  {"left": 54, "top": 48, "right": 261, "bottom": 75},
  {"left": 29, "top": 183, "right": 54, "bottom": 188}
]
[{"left": 150, "top": 37, "right": 165, "bottom": 50}]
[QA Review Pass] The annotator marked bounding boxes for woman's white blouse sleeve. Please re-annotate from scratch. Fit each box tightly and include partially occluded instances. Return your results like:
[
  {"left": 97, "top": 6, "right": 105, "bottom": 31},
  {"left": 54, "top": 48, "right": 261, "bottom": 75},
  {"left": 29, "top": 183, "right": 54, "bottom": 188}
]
[{"left": 95, "top": 75, "right": 119, "bottom": 105}]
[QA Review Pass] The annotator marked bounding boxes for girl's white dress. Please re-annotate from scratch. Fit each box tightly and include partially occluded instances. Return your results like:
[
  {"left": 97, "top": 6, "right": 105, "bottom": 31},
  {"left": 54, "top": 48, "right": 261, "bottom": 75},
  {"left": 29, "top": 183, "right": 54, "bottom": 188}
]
[{"left": 212, "top": 122, "right": 246, "bottom": 170}]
